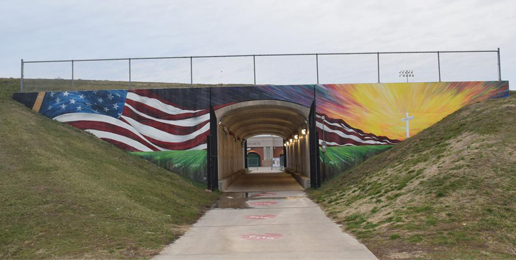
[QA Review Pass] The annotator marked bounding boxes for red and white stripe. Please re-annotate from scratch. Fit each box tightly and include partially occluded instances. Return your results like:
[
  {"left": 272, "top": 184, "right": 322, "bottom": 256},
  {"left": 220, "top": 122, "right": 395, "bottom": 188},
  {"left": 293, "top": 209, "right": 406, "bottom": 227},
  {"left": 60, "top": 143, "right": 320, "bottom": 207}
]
[
  {"left": 53, "top": 90, "right": 210, "bottom": 152},
  {"left": 316, "top": 114, "right": 398, "bottom": 147}
]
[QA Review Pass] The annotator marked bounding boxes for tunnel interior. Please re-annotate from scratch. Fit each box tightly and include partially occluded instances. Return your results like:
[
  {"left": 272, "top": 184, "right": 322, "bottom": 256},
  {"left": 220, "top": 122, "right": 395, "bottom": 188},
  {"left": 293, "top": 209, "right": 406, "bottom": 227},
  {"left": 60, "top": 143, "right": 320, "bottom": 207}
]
[{"left": 215, "top": 100, "right": 312, "bottom": 191}]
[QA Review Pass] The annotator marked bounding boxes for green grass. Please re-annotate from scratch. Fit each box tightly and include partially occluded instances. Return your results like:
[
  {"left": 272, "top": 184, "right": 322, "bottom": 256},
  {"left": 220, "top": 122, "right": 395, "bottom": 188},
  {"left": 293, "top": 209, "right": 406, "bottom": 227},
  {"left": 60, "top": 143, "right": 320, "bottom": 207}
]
[
  {"left": 0, "top": 78, "right": 219, "bottom": 259},
  {"left": 309, "top": 91, "right": 516, "bottom": 259},
  {"left": 132, "top": 150, "right": 207, "bottom": 183}
]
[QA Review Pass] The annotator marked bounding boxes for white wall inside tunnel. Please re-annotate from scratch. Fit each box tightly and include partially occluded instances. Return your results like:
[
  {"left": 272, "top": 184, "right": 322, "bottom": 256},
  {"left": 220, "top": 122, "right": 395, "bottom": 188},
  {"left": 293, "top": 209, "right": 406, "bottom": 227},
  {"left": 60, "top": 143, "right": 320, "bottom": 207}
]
[
  {"left": 286, "top": 127, "right": 310, "bottom": 177},
  {"left": 217, "top": 123, "right": 245, "bottom": 181}
]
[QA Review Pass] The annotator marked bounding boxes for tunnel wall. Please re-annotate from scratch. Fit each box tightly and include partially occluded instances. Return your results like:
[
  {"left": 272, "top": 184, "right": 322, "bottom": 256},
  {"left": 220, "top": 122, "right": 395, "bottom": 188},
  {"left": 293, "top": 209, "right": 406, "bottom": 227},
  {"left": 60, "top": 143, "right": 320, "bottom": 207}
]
[
  {"left": 13, "top": 88, "right": 212, "bottom": 183},
  {"left": 315, "top": 81, "right": 509, "bottom": 181},
  {"left": 12, "top": 81, "right": 509, "bottom": 187},
  {"left": 286, "top": 126, "right": 310, "bottom": 177},
  {"left": 12, "top": 84, "right": 316, "bottom": 186},
  {"left": 217, "top": 123, "right": 245, "bottom": 182}
]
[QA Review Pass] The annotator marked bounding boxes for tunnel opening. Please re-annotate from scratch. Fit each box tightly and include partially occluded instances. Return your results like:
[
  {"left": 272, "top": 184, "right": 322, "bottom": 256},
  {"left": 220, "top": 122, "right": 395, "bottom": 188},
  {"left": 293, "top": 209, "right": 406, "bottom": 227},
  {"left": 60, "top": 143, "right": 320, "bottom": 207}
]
[
  {"left": 246, "top": 135, "right": 283, "bottom": 172},
  {"left": 211, "top": 100, "right": 314, "bottom": 192}
]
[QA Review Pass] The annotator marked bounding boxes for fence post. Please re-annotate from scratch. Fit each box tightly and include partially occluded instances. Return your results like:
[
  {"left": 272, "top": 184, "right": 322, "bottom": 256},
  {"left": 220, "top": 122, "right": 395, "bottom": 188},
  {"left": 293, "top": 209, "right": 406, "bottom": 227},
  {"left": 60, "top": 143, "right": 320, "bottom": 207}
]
[
  {"left": 190, "top": 57, "right": 193, "bottom": 85},
  {"left": 253, "top": 55, "right": 256, "bottom": 85},
  {"left": 377, "top": 52, "right": 380, "bottom": 83},
  {"left": 315, "top": 54, "right": 319, "bottom": 84},
  {"left": 437, "top": 51, "right": 441, "bottom": 82},
  {"left": 497, "top": 48, "right": 502, "bottom": 81},
  {"left": 128, "top": 58, "right": 132, "bottom": 86},
  {"left": 71, "top": 60, "right": 75, "bottom": 89},
  {"left": 20, "top": 59, "right": 24, "bottom": 92}
]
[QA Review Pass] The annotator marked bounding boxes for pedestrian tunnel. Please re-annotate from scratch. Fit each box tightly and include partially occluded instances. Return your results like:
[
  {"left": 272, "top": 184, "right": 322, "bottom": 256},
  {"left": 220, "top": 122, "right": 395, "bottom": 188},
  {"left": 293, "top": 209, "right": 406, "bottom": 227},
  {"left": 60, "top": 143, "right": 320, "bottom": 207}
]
[{"left": 210, "top": 100, "right": 314, "bottom": 192}]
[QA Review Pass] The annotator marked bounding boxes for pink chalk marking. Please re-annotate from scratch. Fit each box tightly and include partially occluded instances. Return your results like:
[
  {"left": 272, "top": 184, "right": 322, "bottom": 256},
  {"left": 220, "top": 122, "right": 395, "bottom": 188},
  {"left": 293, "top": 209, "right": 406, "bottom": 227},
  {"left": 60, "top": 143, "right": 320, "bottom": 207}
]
[
  {"left": 249, "top": 201, "right": 277, "bottom": 206},
  {"left": 240, "top": 233, "right": 283, "bottom": 241},
  {"left": 254, "top": 192, "right": 277, "bottom": 197},
  {"left": 244, "top": 214, "right": 278, "bottom": 220}
]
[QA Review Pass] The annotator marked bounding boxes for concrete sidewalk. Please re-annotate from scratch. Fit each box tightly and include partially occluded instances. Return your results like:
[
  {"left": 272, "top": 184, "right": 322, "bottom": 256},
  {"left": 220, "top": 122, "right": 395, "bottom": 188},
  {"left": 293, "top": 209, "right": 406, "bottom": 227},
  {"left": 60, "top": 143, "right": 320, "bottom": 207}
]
[{"left": 153, "top": 191, "right": 378, "bottom": 260}]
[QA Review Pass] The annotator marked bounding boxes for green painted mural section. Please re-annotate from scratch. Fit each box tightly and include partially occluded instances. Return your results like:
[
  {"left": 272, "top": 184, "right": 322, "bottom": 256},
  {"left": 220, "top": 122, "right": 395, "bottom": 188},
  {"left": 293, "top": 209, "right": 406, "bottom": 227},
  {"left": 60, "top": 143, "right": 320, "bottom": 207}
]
[
  {"left": 320, "top": 145, "right": 392, "bottom": 181},
  {"left": 131, "top": 150, "right": 207, "bottom": 183}
]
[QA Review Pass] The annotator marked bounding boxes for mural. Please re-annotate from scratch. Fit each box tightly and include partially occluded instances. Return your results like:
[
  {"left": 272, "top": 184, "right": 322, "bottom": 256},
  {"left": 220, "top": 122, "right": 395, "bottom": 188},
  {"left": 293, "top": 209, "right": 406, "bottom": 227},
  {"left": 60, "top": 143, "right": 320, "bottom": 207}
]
[
  {"left": 13, "top": 88, "right": 211, "bottom": 182},
  {"left": 12, "top": 81, "right": 509, "bottom": 185},
  {"left": 316, "top": 81, "right": 509, "bottom": 179},
  {"left": 210, "top": 84, "right": 315, "bottom": 109},
  {"left": 12, "top": 85, "right": 316, "bottom": 183}
]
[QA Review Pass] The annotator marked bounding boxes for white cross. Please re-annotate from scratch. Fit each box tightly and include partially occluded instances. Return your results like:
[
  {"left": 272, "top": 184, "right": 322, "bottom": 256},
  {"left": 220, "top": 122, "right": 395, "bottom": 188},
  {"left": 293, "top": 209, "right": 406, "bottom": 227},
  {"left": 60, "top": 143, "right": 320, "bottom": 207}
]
[{"left": 401, "top": 112, "right": 414, "bottom": 139}]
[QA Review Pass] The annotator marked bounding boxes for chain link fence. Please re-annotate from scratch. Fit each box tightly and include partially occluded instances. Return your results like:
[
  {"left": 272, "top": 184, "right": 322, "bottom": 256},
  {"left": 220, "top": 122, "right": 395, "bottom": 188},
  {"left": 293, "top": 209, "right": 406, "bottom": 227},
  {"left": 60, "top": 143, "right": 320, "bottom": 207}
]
[{"left": 20, "top": 49, "right": 503, "bottom": 92}]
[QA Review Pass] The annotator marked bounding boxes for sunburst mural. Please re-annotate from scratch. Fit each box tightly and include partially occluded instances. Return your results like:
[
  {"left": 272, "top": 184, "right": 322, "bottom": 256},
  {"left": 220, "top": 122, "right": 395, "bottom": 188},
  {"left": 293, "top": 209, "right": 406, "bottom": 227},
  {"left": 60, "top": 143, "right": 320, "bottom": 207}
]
[{"left": 317, "top": 81, "right": 509, "bottom": 140}]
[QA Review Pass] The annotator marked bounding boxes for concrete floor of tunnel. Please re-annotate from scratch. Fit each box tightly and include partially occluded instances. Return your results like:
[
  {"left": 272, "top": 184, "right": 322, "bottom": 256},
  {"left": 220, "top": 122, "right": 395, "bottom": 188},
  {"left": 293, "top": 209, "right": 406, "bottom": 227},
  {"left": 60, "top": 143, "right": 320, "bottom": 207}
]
[{"left": 225, "top": 170, "right": 304, "bottom": 192}]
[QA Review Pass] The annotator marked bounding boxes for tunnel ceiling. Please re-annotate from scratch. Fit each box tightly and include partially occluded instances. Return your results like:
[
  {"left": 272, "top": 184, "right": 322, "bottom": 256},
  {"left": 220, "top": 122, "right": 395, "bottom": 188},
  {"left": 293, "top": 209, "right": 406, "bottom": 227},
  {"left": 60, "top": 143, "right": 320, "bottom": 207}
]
[{"left": 219, "top": 104, "right": 309, "bottom": 140}]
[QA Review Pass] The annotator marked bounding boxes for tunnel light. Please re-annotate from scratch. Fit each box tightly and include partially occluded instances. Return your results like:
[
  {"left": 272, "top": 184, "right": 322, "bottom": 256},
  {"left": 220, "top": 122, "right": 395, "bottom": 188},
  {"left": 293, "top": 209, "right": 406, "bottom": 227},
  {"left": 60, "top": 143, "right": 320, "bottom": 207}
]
[
  {"left": 218, "top": 121, "right": 222, "bottom": 125},
  {"left": 284, "top": 143, "right": 287, "bottom": 147},
  {"left": 289, "top": 138, "right": 293, "bottom": 143},
  {"left": 301, "top": 129, "right": 307, "bottom": 135},
  {"left": 294, "top": 135, "right": 299, "bottom": 140}
]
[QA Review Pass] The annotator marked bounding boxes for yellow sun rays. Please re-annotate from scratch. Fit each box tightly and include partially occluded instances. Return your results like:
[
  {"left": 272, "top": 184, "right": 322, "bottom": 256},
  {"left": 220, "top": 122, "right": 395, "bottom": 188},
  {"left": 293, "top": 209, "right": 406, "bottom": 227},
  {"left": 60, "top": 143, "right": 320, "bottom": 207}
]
[{"left": 318, "top": 82, "right": 507, "bottom": 140}]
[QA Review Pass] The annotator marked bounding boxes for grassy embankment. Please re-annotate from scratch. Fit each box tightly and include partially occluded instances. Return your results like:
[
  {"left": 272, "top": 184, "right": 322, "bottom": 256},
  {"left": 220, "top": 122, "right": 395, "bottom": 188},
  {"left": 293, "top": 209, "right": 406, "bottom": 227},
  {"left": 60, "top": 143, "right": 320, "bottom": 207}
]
[
  {"left": 0, "top": 78, "right": 219, "bottom": 259},
  {"left": 309, "top": 91, "right": 516, "bottom": 259}
]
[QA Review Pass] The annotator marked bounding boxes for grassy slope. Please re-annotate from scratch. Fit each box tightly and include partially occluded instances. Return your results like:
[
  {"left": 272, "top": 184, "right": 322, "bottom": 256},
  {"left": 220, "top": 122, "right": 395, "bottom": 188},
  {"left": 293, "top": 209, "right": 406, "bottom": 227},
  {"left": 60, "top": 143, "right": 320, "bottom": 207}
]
[
  {"left": 309, "top": 92, "right": 516, "bottom": 260},
  {"left": 0, "top": 78, "right": 219, "bottom": 259}
]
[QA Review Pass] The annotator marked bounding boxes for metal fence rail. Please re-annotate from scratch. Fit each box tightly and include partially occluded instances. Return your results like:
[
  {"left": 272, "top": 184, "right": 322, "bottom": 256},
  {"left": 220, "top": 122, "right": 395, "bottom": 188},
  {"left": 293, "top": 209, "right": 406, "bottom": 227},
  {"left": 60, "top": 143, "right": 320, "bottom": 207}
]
[{"left": 20, "top": 49, "right": 503, "bottom": 92}]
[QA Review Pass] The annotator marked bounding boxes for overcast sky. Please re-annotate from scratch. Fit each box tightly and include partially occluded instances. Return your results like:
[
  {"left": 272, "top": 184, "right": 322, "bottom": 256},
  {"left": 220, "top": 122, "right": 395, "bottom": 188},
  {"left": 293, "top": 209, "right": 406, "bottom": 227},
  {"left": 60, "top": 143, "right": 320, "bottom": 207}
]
[{"left": 1, "top": 0, "right": 514, "bottom": 89}]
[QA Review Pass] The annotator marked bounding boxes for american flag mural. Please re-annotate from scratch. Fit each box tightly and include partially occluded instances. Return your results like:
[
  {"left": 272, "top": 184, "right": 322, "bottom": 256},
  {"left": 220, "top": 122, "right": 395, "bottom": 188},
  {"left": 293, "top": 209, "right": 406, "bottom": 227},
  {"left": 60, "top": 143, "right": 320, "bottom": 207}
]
[
  {"left": 37, "top": 89, "right": 210, "bottom": 152},
  {"left": 316, "top": 114, "right": 399, "bottom": 147}
]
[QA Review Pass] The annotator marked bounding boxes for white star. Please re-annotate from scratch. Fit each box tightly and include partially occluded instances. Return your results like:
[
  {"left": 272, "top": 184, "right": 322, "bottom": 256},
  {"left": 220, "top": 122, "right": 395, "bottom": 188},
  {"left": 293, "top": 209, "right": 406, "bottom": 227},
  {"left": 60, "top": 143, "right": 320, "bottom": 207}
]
[
  {"left": 50, "top": 92, "right": 55, "bottom": 97},
  {"left": 86, "top": 102, "right": 92, "bottom": 107},
  {"left": 77, "top": 106, "right": 83, "bottom": 111},
  {"left": 60, "top": 103, "right": 67, "bottom": 110},
  {"left": 93, "top": 109, "right": 99, "bottom": 113},
  {"left": 103, "top": 107, "right": 109, "bottom": 112},
  {"left": 63, "top": 91, "right": 69, "bottom": 97},
  {"left": 107, "top": 93, "right": 114, "bottom": 100},
  {"left": 55, "top": 97, "right": 61, "bottom": 103},
  {"left": 47, "top": 105, "right": 52, "bottom": 110},
  {"left": 92, "top": 90, "right": 98, "bottom": 94},
  {"left": 118, "top": 113, "right": 122, "bottom": 118},
  {"left": 98, "top": 98, "right": 103, "bottom": 103},
  {"left": 79, "top": 94, "right": 85, "bottom": 99},
  {"left": 70, "top": 99, "right": 76, "bottom": 104},
  {"left": 115, "top": 93, "right": 121, "bottom": 97},
  {"left": 113, "top": 103, "right": 119, "bottom": 109}
]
